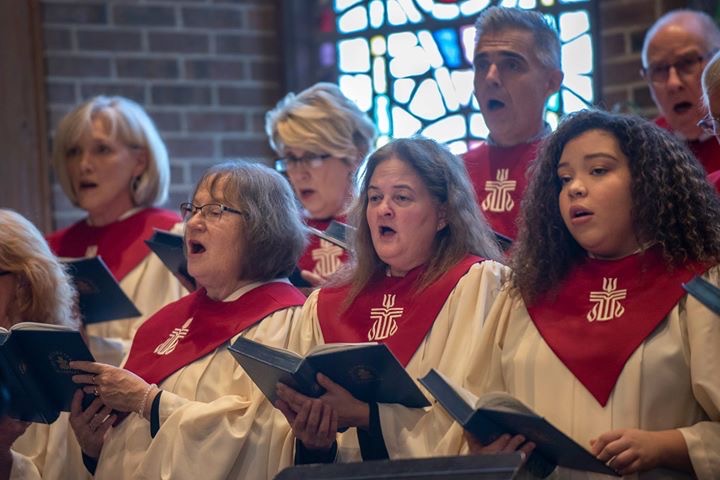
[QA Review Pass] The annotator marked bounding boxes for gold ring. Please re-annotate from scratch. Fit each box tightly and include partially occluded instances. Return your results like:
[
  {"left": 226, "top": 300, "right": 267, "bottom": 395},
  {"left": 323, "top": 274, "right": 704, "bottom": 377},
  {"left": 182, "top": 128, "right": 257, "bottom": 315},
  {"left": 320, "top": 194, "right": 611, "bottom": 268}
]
[{"left": 94, "top": 386, "right": 99, "bottom": 396}]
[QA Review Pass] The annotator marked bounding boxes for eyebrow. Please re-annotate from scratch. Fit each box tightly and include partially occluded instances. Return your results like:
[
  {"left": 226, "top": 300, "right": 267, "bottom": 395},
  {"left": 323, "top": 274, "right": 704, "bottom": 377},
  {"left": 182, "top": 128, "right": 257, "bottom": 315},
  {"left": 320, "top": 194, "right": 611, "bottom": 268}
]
[
  {"left": 557, "top": 153, "right": 620, "bottom": 169},
  {"left": 474, "top": 50, "right": 528, "bottom": 63},
  {"left": 367, "top": 184, "right": 415, "bottom": 191}
]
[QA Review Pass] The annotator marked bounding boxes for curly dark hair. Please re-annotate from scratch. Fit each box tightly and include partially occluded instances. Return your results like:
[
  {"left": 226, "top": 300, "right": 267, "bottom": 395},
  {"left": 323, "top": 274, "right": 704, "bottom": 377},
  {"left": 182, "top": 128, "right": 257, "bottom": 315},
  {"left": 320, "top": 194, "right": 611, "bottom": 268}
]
[{"left": 511, "top": 109, "right": 720, "bottom": 303}]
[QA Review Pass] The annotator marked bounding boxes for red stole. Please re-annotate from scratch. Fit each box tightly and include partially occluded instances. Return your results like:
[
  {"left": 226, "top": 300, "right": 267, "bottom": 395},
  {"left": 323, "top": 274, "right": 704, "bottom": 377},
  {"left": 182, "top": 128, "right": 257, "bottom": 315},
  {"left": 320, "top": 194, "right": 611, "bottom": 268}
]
[
  {"left": 317, "top": 255, "right": 482, "bottom": 366},
  {"left": 123, "top": 282, "right": 306, "bottom": 385},
  {"left": 655, "top": 116, "right": 720, "bottom": 174},
  {"left": 297, "top": 216, "right": 349, "bottom": 276},
  {"left": 462, "top": 141, "right": 539, "bottom": 239},
  {"left": 47, "top": 208, "right": 180, "bottom": 281},
  {"left": 526, "top": 247, "right": 708, "bottom": 406}
]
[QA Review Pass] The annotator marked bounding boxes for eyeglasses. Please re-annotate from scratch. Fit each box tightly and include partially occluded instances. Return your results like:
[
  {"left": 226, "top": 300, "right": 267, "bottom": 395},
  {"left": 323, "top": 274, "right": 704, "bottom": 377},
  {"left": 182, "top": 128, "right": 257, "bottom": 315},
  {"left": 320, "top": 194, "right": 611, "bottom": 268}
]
[
  {"left": 698, "top": 114, "right": 720, "bottom": 135},
  {"left": 641, "top": 53, "right": 708, "bottom": 84},
  {"left": 275, "top": 153, "right": 332, "bottom": 173},
  {"left": 180, "top": 202, "right": 244, "bottom": 222}
]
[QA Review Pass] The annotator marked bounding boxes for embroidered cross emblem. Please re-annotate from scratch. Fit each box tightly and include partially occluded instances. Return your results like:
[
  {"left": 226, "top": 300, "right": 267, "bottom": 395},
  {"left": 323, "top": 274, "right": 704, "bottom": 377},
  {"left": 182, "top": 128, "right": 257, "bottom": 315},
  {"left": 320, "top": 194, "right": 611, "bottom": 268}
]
[
  {"left": 587, "top": 277, "right": 627, "bottom": 322},
  {"left": 481, "top": 168, "right": 517, "bottom": 213},
  {"left": 154, "top": 318, "right": 193, "bottom": 355},
  {"left": 368, "top": 294, "right": 403, "bottom": 341},
  {"left": 311, "top": 239, "right": 344, "bottom": 276}
]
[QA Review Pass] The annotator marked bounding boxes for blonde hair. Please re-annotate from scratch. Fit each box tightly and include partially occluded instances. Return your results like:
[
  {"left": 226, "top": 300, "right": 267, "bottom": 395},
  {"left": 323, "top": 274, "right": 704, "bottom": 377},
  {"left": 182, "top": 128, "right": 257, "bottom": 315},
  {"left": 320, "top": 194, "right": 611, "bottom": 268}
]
[
  {"left": 0, "top": 210, "right": 78, "bottom": 327},
  {"left": 265, "top": 82, "right": 376, "bottom": 168},
  {"left": 52, "top": 96, "right": 170, "bottom": 208}
]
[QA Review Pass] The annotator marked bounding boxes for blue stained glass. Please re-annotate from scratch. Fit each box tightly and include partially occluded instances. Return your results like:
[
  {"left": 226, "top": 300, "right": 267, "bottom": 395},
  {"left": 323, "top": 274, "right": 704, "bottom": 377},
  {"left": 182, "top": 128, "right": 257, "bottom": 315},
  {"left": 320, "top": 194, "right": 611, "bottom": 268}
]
[
  {"left": 392, "top": 106, "right": 422, "bottom": 137},
  {"left": 450, "top": 70, "right": 475, "bottom": 106},
  {"left": 470, "top": 112, "right": 489, "bottom": 138},
  {"left": 373, "top": 57, "right": 387, "bottom": 93},
  {"left": 562, "top": 34, "right": 592, "bottom": 74},
  {"left": 564, "top": 74, "right": 593, "bottom": 102},
  {"left": 460, "top": 25, "right": 476, "bottom": 64},
  {"left": 547, "top": 92, "right": 559, "bottom": 111},
  {"left": 375, "top": 95, "right": 390, "bottom": 134},
  {"left": 339, "top": 74, "right": 373, "bottom": 111},
  {"left": 393, "top": 78, "right": 416, "bottom": 103},
  {"left": 320, "top": 42, "right": 335, "bottom": 67},
  {"left": 415, "top": 0, "right": 434, "bottom": 12},
  {"left": 387, "top": 0, "right": 410, "bottom": 26},
  {"left": 422, "top": 114, "right": 467, "bottom": 143},
  {"left": 559, "top": 11, "right": 589, "bottom": 42},
  {"left": 435, "top": 67, "right": 460, "bottom": 111},
  {"left": 432, "top": 3, "right": 460, "bottom": 20},
  {"left": 460, "top": 0, "right": 491, "bottom": 16},
  {"left": 369, "top": 0, "right": 385, "bottom": 28},
  {"left": 388, "top": 32, "right": 432, "bottom": 78},
  {"left": 409, "top": 79, "right": 446, "bottom": 120},
  {"left": 418, "top": 31, "right": 444, "bottom": 68},
  {"left": 433, "top": 28, "right": 462, "bottom": 68},
  {"left": 338, "top": 38, "right": 370, "bottom": 72},
  {"left": 396, "top": 0, "right": 423, "bottom": 22},
  {"left": 338, "top": 5, "right": 368, "bottom": 33},
  {"left": 335, "top": 0, "right": 361, "bottom": 10}
]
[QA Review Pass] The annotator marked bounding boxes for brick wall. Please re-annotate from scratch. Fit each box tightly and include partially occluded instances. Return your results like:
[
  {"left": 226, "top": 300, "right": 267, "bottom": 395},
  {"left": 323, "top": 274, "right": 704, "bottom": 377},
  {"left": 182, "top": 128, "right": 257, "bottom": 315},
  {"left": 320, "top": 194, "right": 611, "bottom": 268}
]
[
  {"left": 42, "top": 0, "right": 705, "bottom": 229},
  {"left": 42, "top": 0, "right": 281, "bottom": 229}
]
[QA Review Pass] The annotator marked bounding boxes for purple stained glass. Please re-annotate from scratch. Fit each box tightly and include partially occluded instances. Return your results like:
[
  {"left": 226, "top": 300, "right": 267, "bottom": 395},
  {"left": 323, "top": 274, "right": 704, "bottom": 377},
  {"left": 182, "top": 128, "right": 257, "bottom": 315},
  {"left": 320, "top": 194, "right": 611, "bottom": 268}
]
[{"left": 320, "top": 42, "right": 335, "bottom": 67}]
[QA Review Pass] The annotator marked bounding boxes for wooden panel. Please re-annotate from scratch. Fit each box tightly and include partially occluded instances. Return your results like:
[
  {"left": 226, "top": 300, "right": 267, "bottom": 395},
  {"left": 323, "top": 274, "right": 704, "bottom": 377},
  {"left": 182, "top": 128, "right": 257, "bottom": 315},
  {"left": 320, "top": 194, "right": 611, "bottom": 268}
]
[{"left": 0, "top": 0, "right": 51, "bottom": 232}]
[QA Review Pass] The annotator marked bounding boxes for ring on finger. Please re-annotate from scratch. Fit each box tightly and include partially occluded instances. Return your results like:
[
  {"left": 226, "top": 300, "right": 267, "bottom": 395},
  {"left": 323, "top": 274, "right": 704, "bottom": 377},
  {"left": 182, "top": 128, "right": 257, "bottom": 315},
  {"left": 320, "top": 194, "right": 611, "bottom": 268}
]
[{"left": 94, "top": 386, "right": 99, "bottom": 396}]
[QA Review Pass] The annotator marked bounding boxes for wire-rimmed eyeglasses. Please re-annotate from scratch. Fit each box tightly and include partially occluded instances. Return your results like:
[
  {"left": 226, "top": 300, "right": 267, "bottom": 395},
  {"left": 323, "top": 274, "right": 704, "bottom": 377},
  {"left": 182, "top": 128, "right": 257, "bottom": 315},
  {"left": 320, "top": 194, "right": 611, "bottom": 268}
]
[
  {"left": 275, "top": 153, "right": 332, "bottom": 173},
  {"left": 641, "top": 53, "right": 709, "bottom": 84},
  {"left": 180, "top": 202, "right": 244, "bottom": 222},
  {"left": 698, "top": 114, "right": 720, "bottom": 136}
]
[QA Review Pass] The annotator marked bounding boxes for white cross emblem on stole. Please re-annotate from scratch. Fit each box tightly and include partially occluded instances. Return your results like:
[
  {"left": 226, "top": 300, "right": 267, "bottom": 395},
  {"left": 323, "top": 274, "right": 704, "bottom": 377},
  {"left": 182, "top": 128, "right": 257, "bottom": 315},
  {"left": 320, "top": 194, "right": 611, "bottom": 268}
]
[
  {"left": 587, "top": 277, "right": 627, "bottom": 322},
  {"left": 154, "top": 318, "right": 193, "bottom": 355},
  {"left": 482, "top": 168, "right": 517, "bottom": 213},
  {"left": 368, "top": 294, "right": 403, "bottom": 341},
  {"left": 311, "top": 239, "right": 344, "bottom": 276}
]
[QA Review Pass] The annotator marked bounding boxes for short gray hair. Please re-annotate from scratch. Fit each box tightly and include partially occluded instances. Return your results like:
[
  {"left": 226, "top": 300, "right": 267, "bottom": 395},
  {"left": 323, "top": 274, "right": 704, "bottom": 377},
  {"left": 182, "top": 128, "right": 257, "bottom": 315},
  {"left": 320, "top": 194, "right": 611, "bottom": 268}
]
[
  {"left": 474, "top": 6, "right": 561, "bottom": 71},
  {"left": 52, "top": 96, "right": 170, "bottom": 208},
  {"left": 265, "top": 82, "right": 377, "bottom": 168},
  {"left": 191, "top": 161, "right": 307, "bottom": 281},
  {"left": 703, "top": 50, "right": 720, "bottom": 108}
]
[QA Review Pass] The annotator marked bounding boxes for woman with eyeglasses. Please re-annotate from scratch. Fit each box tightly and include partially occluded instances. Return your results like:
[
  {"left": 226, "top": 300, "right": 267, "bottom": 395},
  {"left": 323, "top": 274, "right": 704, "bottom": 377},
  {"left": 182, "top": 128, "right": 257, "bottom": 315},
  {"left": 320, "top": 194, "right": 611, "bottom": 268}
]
[
  {"left": 68, "top": 162, "right": 308, "bottom": 479},
  {"left": 0, "top": 209, "right": 91, "bottom": 480},
  {"left": 46, "top": 96, "right": 186, "bottom": 366},
  {"left": 266, "top": 83, "right": 376, "bottom": 287}
]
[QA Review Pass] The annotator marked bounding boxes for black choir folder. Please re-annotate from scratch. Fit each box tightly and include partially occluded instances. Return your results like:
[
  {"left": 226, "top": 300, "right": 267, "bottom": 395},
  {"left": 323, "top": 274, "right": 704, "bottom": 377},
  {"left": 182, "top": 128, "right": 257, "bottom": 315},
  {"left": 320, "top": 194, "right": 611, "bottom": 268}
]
[
  {"left": 274, "top": 452, "right": 523, "bottom": 479},
  {"left": 228, "top": 338, "right": 429, "bottom": 408},
  {"left": 144, "top": 229, "right": 196, "bottom": 290},
  {"left": 63, "top": 257, "right": 141, "bottom": 324},
  {"left": 419, "top": 369, "right": 620, "bottom": 478},
  {"left": 306, "top": 220, "right": 354, "bottom": 251},
  {"left": 0, "top": 322, "right": 95, "bottom": 423},
  {"left": 683, "top": 275, "right": 720, "bottom": 315}
]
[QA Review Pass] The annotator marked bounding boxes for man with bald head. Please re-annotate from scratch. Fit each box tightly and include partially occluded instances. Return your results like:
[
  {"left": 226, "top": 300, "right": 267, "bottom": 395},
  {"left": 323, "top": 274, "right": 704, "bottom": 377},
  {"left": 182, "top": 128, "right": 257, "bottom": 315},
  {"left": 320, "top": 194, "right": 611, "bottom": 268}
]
[{"left": 642, "top": 9, "right": 720, "bottom": 174}]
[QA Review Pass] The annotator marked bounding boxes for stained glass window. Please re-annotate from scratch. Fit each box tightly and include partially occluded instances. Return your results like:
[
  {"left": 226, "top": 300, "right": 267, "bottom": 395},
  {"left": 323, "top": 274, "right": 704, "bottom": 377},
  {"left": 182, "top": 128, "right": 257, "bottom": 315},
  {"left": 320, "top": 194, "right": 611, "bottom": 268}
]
[{"left": 302, "top": 0, "right": 598, "bottom": 153}]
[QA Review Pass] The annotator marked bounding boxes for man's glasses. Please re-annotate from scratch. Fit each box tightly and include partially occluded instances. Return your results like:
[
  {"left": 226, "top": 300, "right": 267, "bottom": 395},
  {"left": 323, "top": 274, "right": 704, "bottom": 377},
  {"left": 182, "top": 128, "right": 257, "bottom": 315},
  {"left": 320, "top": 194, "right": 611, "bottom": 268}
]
[
  {"left": 698, "top": 114, "right": 720, "bottom": 135},
  {"left": 275, "top": 153, "right": 331, "bottom": 173},
  {"left": 641, "top": 53, "right": 708, "bottom": 84},
  {"left": 180, "top": 202, "right": 244, "bottom": 222}
]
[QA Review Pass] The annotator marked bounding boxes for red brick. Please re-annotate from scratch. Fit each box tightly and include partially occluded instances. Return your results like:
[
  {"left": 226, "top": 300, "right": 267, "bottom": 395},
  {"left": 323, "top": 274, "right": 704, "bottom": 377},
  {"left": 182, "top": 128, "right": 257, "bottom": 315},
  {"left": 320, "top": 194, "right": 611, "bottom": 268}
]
[
  {"left": 46, "top": 55, "right": 112, "bottom": 77},
  {"left": 113, "top": 5, "right": 176, "bottom": 27},
  {"left": 117, "top": 58, "right": 180, "bottom": 79},
  {"left": 149, "top": 32, "right": 210, "bottom": 53},
  {"left": 187, "top": 112, "right": 247, "bottom": 132},
  {"left": 80, "top": 83, "right": 147, "bottom": 103},
  {"left": 601, "top": 33, "right": 626, "bottom": 59},
  {"left": 43, "top": 3, "right": 108, "bottom": 24},
  {"left": 250, "top": 59, "right": 280, "bottom": 81},
  {"left": 152, "top": 85, "right": 212, "bottom": 106},
  {"left": 77, "top": 30, "right": 143, "bottom": 51},
  {"left": 182, "top": 7, "right": 243, "bottom": 29},
  {"left": 221, "top": 138, "right": 274, "bottom": 157},
  {"left": 216, "top": 33, "right": 277, "bottom": 55},
  {"left": 43, "top": 27, "right": 72, "bottom": 51},
  {"left": 218, "top": 86, "right": 280, "bottom": 106},
  {"left": 165, "top": 137, "right": 215, "bottom": 158},
  {"left": 244, "top": 5, "right": 276, "bottom": 31},
  {"left": 147, "top": 110, "right": 183, "bottom": 132},
  {"left": 46, "top": 82, "right": 76, "bottom": 104},
  {"left": 185, "top": 59, "right": 246, "bottom": 80},
  {"left": 632, "top": 85, "right": 656, "bottom": 109},
  {"left": 602, "top": 58, "right": 644, "bottom": 86},
  {"left": 600, "top": 1, "right": 656, "bottom": 29}
]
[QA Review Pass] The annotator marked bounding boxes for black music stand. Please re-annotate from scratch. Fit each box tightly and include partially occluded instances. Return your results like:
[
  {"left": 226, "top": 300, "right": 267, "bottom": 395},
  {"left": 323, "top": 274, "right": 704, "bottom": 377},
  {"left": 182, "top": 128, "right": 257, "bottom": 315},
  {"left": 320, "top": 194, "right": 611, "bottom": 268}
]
[{"left": 274, "top": 453, "right": 523, "bottom": 480}]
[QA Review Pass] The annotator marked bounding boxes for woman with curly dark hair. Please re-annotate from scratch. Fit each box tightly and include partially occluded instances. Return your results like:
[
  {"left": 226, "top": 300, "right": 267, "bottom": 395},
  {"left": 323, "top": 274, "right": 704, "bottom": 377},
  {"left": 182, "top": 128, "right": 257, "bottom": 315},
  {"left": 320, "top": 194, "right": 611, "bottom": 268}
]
[{"left": 467, "top": 110, "right": 720, "bottom": 478}]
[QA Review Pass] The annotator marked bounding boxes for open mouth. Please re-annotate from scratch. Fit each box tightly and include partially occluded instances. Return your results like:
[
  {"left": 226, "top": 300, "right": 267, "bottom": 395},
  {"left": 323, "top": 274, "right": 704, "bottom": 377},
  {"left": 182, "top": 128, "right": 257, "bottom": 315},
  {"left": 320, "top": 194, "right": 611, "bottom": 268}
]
[
  {"left": 486, "top": 99, "right": 506, "bottom": 111},
  {"left": 188, "top": 240, "right": 206, "bottom": 254},
  {"left": 571, "top": 208, "right": 592, "bottom": 219},
  {"left": 673, "top": 101, "right": 693, "bottom": 114},
  {"left": 78, "top": 181, "right": 97, "bottom": 190},
  {"left": 299, "top": 189, "right": 315, "bottom": 199},
  {"left": 379, "top": 226, "right": 396, "bottom": 237}
]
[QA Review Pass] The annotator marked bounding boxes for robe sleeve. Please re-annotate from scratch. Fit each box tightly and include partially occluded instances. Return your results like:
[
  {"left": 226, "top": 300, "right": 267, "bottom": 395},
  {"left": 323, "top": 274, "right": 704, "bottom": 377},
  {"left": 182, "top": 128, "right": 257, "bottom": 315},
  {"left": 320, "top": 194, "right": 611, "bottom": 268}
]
[
  {"left": 678, "top": 267, "right": 720, "bottom": 478},
  {"left": 9, "top": 450, "right": 41, "bottom": 480}
]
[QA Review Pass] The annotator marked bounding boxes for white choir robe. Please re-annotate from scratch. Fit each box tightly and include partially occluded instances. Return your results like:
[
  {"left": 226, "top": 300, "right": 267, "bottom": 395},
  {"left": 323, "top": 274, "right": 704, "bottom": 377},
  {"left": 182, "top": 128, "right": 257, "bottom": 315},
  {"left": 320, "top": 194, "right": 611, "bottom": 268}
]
[
  {"left": 287, "top": 260, "right": 509, "bottom": 461},
  {"left": 467, "top": 268, "right": 720, "bottom": 479},
  {"left": 94, "top": 293, "right": 302, "bottom": 480}
]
